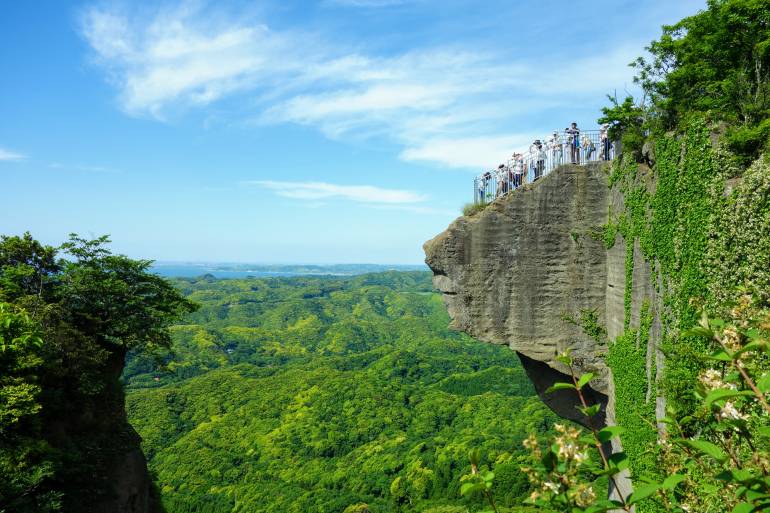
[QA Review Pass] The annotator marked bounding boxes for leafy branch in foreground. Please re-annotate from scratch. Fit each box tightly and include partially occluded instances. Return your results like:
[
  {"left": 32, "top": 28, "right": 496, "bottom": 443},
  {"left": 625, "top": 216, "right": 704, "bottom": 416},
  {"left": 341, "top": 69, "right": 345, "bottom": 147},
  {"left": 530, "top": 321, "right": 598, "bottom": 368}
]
[
  {"left": 518, "top": 349, "right": 633, "bottom": 513},
  {"left": 459, "top": 448, "right": 499, "bottom": 513},
  {"left": 503, "top": 299, "right": 770, "bottom": 513}
]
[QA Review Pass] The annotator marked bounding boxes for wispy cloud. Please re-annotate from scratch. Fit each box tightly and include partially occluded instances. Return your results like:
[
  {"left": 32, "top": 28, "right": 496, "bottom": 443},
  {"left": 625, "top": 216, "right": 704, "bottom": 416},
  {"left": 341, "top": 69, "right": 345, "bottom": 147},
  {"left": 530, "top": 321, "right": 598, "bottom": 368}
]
[
  {"left": 80, "top": 3, "right": 640, "bottom": 169},
  {"left": 0, "top": 147, "right": 26, "bottom": 162},
  {"left": 247, "top": 180, "right": 427, "bottom": 204},
  {"left": 49, "top": 162, "right": 120, "bottom": 173},
  {"left": 324, "top": 0, "right": 415, "bottom": 7},
  {"left": 400, "top": 133, "right": 541, "bottom": 169}
]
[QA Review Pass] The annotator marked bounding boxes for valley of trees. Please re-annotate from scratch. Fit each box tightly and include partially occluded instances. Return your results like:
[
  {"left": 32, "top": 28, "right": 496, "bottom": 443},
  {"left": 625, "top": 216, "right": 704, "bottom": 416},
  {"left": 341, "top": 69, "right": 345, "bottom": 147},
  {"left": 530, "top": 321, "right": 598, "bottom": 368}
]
[{"left": 123, "top": 272, "right": 559, "bottom": 513}]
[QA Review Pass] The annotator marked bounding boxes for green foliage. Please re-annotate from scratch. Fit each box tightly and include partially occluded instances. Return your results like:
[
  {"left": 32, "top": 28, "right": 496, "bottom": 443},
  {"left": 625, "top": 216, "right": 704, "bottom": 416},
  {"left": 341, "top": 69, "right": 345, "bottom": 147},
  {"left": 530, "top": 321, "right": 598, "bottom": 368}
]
[
  {"left": 587, "top": 85, "right": 770, "bottom": 513},
  {"left": 58, "top": 234, "right": 198, "bottom": 352},
  {"left": 520, "top": 355, "right": 625, "bottom": 513},
  {"left": 598, "top": 95, "right": 647, "bottom": 160},
  {"left": 124, "top": 272, "right": 559, "bottom": 513},
  {"left": 0, "top": 303, "right": 59, "bottom": 512},
  {"left": 634, "top": 0, "right": 770, "bottom": 128},
  {"left": 606, "top": 303, "right": 659, "bottom": 506},
  {"left": 0, "top": 233, "right": 195, "bottom": 512},
  {"left": 724, "top": 118, "right": 770, "bottom": 165},
  {"left": 597, "top": 112, "right": 770, "bottom": 513},
  {"left": 463, "top": 202, "right": 488, "bottom": 217},
  {"left": 706, "top": 155, "right": 770, "bottom": 309},
  {"left": 562, "top": 309, "right": 607, "bottom": 346},
  {"left": 600, "top": 0, "right": 770, "bottom": 162}
]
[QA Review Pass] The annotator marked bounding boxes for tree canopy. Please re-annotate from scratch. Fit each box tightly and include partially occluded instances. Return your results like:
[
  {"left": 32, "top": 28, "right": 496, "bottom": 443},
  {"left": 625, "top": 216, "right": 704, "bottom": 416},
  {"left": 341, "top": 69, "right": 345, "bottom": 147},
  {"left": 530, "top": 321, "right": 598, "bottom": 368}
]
[
  {"left": 600, "top": 0, "right": 770, "bottom": 161},
  {"left": 0, "top": 233, "right": 196, "bottom": 512}
]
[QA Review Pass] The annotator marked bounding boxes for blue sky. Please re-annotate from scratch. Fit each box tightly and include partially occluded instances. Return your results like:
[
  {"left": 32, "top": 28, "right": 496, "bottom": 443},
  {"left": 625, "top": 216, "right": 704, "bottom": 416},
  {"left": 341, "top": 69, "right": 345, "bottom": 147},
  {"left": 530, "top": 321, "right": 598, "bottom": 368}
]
[{"left": 1, "top": 0, "right": 705, "bottom": 264}]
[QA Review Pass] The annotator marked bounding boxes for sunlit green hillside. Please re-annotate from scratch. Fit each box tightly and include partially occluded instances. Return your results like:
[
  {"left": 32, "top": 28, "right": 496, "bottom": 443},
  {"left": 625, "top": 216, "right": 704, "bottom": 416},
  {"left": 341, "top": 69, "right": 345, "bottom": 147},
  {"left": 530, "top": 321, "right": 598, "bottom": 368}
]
[{"left": 124, "top": 272, "right": 557, "bottom": 513}]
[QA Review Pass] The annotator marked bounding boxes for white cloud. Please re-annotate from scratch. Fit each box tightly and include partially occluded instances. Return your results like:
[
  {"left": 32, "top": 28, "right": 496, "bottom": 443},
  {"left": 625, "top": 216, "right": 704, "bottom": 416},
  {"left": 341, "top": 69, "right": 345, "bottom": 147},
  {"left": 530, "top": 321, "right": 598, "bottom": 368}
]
[
  {"left": 0, "top": 147, "right": 26, "bottom": 162},
  {"left": 248, "top": 181, "right": 427, "bottom": 204},
  {"left": 400, "top": 133, "right": 541, "bottom": 169},
  {"left": 80, "top": 4, "right": 309, "bottom": 118},
  {"left": 80, "top": 3, "right": 640, "bottom": 169}
]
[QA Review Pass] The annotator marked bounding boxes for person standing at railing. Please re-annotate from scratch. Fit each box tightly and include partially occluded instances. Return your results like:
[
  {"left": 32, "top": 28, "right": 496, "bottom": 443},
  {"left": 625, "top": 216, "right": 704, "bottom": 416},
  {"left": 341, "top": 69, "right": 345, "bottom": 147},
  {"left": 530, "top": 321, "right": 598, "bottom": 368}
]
[
  {"left": 581, "top": 134, "right": 596, "bottom": 162},
  {"left": 496, "top": 163, "right": 508, "bottom": 197},
  {"left": 548, "top": 130, "right": 562, "bottom": 167},
  {"left": 530, "top": 139, "right": 545, "bottom": 180},
  {"left": 565, "top": 122, "right": 580, "bottom": 164},
  {"left": 600, "top": 123, "right": 611, "bottom": 161},
  {"left": 512, "top": 152, "right": 525, "bottom": 188},
  {"left": 537, "top": 141, "right": 546, "bottom": 178},
  {"left": 480, "top": 170, "right": 492, "bottom": 202}
]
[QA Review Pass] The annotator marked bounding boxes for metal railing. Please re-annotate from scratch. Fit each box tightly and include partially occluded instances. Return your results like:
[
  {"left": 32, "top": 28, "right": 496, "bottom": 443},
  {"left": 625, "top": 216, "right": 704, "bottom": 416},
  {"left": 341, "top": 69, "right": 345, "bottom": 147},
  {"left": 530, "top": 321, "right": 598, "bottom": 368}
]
[{"left": 473, "top": 129, "right": 616, "bottom": 204}]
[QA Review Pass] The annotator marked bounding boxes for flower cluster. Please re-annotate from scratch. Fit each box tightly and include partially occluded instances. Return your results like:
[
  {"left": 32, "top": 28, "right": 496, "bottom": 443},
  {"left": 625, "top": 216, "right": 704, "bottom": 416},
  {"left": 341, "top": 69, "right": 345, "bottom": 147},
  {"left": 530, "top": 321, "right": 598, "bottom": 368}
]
[
  {"left": 698, "top": 368, "right": 728, "bottom": 391},
  {"left": 521, "top": 424, "right": 598, "bottom": 510}
]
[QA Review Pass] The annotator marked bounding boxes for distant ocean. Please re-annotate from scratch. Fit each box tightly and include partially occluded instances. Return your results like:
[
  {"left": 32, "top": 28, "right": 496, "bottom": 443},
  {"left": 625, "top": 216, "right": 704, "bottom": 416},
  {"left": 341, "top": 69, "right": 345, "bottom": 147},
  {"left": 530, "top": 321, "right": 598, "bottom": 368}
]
[{"left": 150, "top": 262, "right": 428, "bottom": 278}]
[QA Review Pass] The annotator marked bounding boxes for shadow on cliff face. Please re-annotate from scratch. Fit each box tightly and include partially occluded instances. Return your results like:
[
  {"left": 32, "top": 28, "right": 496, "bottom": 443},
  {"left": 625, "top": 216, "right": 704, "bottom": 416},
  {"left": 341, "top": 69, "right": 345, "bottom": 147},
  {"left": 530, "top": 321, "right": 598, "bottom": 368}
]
[{"left": 516, "top": 352, "right": 607, "bottom": 428}]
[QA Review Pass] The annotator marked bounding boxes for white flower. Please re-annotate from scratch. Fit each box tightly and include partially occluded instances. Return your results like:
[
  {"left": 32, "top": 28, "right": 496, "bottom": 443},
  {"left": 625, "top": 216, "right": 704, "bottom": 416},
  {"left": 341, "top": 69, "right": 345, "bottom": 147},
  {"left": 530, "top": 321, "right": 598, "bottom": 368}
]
[{"left": 717, "top": 401, "right": 748, "bottom": 421}]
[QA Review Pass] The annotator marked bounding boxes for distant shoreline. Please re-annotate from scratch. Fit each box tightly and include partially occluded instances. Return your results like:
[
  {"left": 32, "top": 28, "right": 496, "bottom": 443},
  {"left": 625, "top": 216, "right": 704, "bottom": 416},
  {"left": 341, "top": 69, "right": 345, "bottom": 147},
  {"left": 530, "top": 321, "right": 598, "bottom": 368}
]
[{"left": 151, "top": 262, "right": 429, "bottom": 278}]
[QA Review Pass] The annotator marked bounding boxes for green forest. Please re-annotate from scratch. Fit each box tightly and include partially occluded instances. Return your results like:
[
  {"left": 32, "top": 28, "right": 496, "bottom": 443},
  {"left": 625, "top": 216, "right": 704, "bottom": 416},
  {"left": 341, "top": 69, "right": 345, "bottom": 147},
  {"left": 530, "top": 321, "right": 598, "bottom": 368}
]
[
  {"left": 3, "top": 1, "right": 770, "bottom": 513},
  {"left": 123, "top": 272, "right": 559, "bottom": 513}
]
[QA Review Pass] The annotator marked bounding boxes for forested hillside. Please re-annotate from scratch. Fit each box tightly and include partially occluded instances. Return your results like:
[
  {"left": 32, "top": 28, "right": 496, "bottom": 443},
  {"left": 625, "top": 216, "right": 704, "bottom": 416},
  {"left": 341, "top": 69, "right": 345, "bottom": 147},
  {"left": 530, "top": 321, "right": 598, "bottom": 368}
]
[{"left": 124, "top": 272, "right": 558, "bottom": 513}]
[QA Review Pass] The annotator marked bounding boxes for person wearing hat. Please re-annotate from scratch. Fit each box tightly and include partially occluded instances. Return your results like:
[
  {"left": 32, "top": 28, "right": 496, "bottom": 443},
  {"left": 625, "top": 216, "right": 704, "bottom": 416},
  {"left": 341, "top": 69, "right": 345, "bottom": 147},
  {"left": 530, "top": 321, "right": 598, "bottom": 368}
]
[
  {"left": 512, "top": 152, "right": 525, "bottom": 188},
  {"left": 530, "top": 139, "right": 545, "bottom": 180}
]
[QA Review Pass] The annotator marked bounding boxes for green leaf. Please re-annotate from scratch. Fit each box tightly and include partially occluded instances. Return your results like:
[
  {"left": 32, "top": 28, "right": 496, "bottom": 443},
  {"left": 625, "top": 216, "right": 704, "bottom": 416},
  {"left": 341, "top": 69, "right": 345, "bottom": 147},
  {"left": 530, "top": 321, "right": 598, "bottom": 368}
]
[
  {"left": 745, "top": 328, "right": 761, "bottom": 340},
  {"left": 577, "top": 372, "right": 595, "bottom": 389},
  {"left": 734, "top": 341, "right": 767, "bottom": 358},
  {"left": 706, "top": 349, "right": 732, "bottom": 361},
  {"left": 555, "top": 350, "right": 573, "bottom": 365},
  {"left": 607, "top": 452, "right": 629, "bottom": 471},
  {"left": 597, "top": 426, "right": 626, "bottom": 443},
  {"left": 757, "top": 373, "right": 770, "bottom": 393},
  {"left": 704, "top": 388, "right": 753, "bottom": 408},
  {"left": 460, "top": 482, "right": 484, "bottom": 496},
  {"left": 681, "top": 439, "right": 727, "bottom": 463},
  {"left": 468, "top": 448, "right": 480, "bottom": 466},
  {"left": 684, "top": 326, "right": 713, "bottom": 338},
  {"left": 757, "top": 426, "right": 770, "bottom": 438},
  {"left": 580, "top": 403, "right": 601, "bottom": 417},
  {"left": 545, "top": 382, "right": 576, "bottom": 394},
  {"left": 732, "top": 502, "right": 755, "bottom": 513},
  {"left": 583, "top": 503, "right": 614, "bottom": 513},
  {"left": 662, "top": 474, "right": 685, "bottom": 490},
  {"left": 628, "top": 482, "right": 661, "bottom": 504}
]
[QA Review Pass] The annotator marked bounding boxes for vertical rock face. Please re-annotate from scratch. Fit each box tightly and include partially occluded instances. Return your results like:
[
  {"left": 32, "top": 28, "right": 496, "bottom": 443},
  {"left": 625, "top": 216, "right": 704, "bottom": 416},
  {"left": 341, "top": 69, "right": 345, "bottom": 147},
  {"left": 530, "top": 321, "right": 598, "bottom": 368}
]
[
  {"left": 424, "top": 162, "right": 666, "bottom": 501},
  {"left": 424, "top": 163, "right": 614, "bottom": 426},
  {"left": 53, "top": 349, "right": 159, "bottom": 513}
]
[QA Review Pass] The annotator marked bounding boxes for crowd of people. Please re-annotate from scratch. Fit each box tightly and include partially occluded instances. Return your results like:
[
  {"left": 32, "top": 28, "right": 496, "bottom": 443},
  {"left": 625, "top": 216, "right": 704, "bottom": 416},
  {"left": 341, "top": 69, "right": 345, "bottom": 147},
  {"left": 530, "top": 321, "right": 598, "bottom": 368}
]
[{"left": 475, "top": 122, "right": 614, "bottom": 203}]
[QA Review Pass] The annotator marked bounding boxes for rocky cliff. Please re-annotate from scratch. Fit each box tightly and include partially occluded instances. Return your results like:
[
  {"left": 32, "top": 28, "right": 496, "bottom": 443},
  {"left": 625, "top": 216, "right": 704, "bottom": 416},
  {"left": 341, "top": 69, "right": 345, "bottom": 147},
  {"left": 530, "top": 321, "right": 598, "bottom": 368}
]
[{"left": 424, "top": 162, "right": 662, "bottom": 462}]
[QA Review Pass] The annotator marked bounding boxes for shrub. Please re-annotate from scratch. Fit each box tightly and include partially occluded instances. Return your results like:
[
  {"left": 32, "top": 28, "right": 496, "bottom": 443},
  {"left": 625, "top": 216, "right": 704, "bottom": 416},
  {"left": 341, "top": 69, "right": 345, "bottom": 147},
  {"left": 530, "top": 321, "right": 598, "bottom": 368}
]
[{"left": 462, "top": 202, "right": 488, "bottom": 217}]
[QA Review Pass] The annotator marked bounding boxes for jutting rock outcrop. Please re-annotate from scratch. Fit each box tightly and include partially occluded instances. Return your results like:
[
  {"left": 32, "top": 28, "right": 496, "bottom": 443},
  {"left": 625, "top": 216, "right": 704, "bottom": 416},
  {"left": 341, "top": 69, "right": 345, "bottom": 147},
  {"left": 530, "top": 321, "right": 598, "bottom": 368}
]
[{"left": 424, "top": 162, "right": 661, "bottom": 436}]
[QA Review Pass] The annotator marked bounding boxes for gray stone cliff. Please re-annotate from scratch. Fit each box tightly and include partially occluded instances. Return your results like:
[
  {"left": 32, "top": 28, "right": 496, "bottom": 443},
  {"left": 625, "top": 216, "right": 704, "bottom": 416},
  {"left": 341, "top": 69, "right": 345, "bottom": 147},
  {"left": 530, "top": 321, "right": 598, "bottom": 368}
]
[{"left": 424, "top": 162, "right": 663, "bottom": 499}]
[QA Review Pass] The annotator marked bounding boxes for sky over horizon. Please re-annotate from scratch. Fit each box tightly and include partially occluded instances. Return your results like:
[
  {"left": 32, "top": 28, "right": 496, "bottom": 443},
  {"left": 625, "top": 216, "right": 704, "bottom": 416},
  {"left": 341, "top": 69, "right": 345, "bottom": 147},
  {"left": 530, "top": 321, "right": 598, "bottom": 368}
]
[{"left": 1, "top": 0, "right": 705, "bottom": 264}]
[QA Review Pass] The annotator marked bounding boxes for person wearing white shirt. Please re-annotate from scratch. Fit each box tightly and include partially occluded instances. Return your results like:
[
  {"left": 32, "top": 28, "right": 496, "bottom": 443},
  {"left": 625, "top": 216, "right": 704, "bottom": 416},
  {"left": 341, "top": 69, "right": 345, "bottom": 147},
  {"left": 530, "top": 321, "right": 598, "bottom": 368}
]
[{"left": 549, "top": 131, "right": 562, "bottom": 167}]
